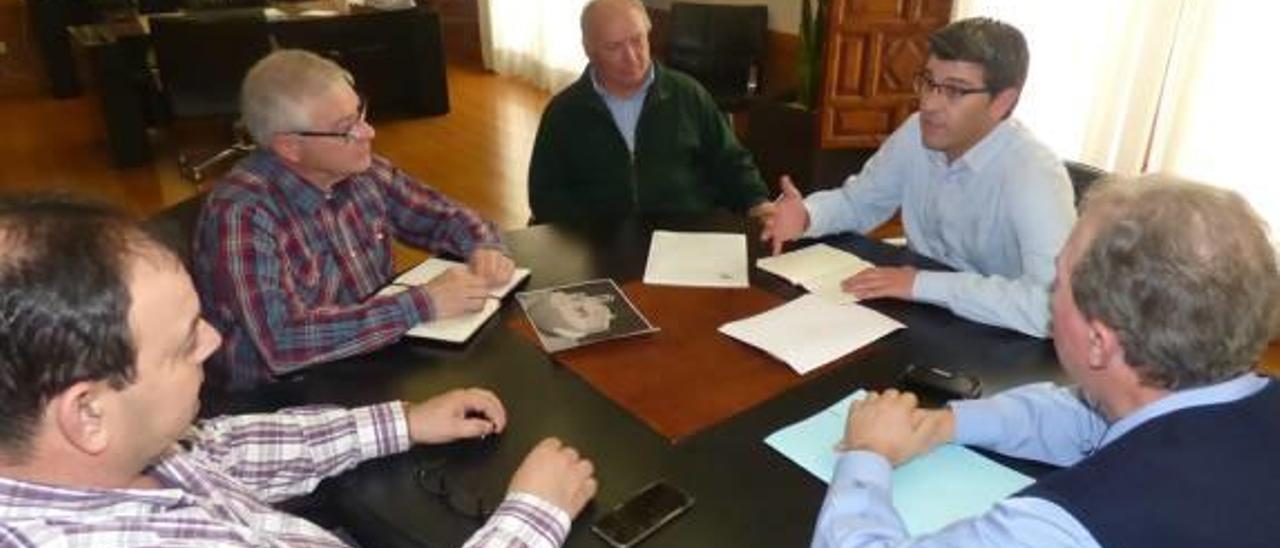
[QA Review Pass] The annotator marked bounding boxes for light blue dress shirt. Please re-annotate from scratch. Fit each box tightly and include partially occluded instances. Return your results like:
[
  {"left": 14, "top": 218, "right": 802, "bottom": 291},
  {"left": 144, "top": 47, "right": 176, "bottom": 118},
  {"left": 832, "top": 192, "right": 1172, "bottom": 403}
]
[
  {"left": 802, "top": 114, "right": 1075, "bottom": 336},
  {"left": 590, "top": 65, "right": 656, "bottom": 153},
  {"left": 811, "top": 373, "right": 1272, "bottom": 548}
]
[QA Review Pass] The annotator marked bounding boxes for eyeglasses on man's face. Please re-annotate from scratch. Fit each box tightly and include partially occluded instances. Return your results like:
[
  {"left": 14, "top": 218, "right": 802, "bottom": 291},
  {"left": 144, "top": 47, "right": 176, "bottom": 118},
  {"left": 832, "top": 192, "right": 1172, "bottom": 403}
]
[
  {"left": 913, "top": 72, "right": 992, "bottom": 102},
  {"left": 289, "top": 95, "right": 368, "bottom": 143}
]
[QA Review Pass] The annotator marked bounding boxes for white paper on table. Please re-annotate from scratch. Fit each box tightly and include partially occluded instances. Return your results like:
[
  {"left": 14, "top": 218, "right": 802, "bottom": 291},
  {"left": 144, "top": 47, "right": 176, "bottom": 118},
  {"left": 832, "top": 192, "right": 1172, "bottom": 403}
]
[
  {"left": 756, "top": 243, "right": 873, "bottom": 303},
  {"left": 377, "top": 257, "right": 529, "bottom": 343},
  {"left": 800, "top": 268, "right": 861, "bottom": 305},
  {"left": 718, "top": 294, "right": 904, "bottom": 374},
  {"left": 642, "top": 230, "right": 749, "bottom": 288}
]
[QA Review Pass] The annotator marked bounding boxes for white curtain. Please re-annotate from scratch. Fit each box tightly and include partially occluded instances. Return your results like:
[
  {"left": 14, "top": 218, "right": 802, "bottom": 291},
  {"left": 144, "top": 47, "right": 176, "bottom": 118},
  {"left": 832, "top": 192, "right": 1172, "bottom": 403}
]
[
  {"left": 1146, "top": 1, "right": 1280, "bottom": 232},
  {"left": 951, "top": 0, "right": 1179, "bottom": 174},
  {"left": 954, "top": 0, "right": 1280, "bottom": 230},
  {"left": 479, "top": 0, "right": 592, "bottom": 94}
]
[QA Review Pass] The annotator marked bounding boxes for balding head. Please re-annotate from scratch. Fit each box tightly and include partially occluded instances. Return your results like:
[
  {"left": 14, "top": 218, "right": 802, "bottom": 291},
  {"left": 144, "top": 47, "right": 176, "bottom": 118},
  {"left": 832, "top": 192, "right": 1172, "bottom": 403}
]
[
  {"left": 579, "top": 0, "right": 652, "bottom": 96},
  {"left": 580, "top": 0, "right": 649, "bottom": 43}
]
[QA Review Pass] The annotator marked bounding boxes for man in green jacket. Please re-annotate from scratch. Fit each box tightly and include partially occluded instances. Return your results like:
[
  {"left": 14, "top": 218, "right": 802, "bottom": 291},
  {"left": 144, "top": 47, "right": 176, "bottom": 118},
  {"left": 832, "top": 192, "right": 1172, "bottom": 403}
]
[{"left": 528, "top": 0, "right": 772, "bottom": 225}]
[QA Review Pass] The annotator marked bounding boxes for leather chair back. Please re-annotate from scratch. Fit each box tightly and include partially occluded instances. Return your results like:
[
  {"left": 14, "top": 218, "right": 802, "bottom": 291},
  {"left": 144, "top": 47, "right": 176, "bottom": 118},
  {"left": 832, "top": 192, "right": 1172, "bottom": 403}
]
[
  {"left": 150, "top": 9, "right": 272, "bottom": 118},
  {"left": 1064, "top": 160, "right": 1108, "bottom": 208},
  {"left": 141, "top": 192, "right": 207, "bottom": 268},
  {"left": 667, "top": 2, "right": 768, "bottom": 111}
]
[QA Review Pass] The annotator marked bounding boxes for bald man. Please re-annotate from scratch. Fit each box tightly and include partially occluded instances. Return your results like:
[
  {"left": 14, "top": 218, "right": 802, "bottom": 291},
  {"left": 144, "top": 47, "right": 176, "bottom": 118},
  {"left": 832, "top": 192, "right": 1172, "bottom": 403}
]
[{"left": 528, "top": 0, "right": 771, "bottom": 224}]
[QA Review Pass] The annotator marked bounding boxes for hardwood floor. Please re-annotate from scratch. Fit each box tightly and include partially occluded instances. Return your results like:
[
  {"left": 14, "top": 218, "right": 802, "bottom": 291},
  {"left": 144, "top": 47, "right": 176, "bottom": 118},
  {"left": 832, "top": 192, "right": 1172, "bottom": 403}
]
[
  {"left": 0, "top": 61, "right": 548, "bottom": 228},
  {"left": 1, "top": 58, "right": 1277, "bottom": 376}
]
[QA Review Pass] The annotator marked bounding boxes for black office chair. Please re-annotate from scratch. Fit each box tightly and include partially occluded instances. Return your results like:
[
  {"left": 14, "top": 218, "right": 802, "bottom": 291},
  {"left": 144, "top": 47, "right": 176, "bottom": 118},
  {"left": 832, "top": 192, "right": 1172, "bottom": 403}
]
[
  {"left": 149, "top": 9, "right": 272, "bottom": 182},
  {"left": 141, "top": 191, "right": 207, "bottom": 268},
  {"left": 272, "top": 9, "right": 438, "bottom": 119},
  {"left": 667, "top": 2, "right": 768, "bottom": 113},
  {"left": 1064, "top": 160, "right": 1109, "bottom": 209}
]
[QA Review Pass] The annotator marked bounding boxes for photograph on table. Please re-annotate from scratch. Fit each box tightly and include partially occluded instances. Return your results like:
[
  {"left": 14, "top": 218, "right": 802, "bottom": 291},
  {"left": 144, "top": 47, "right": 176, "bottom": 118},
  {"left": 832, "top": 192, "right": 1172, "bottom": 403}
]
[{"left": 517, "top": 279, "right": 657, "bottom": 352}]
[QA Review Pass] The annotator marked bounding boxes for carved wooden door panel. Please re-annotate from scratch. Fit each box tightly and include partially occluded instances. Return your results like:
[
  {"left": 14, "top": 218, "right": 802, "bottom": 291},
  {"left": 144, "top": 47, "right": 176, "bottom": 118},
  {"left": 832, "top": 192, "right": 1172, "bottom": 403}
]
[{"left": 819, "top": 0, "right": 952, "bottom": 149}]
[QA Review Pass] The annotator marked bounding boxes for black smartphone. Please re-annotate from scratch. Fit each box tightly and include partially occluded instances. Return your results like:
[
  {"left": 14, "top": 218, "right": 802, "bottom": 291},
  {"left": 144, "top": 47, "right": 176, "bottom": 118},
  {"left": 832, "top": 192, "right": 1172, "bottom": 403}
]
[
  {"left": 896, "top": 364, "right": 982, "bottom": 403},
  {"left": 591, "top": 481, "right": 694, "bottom": 548}
]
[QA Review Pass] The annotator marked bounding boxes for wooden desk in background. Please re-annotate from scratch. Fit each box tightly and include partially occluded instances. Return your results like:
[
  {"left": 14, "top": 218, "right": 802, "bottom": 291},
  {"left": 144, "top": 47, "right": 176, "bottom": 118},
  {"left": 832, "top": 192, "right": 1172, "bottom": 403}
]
[{"left": 69, "top": 3, "right": 450, "bottom": 167}]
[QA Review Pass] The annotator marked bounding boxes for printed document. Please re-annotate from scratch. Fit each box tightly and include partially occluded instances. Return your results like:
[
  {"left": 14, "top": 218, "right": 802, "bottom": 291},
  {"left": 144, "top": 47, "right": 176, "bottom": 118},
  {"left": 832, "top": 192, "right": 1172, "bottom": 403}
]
[
  {"left": 378, "top": 258, "right": 529, "bottom": 343},
  {"left": 766, "top": 391, "right": 1034, "bottom": 535},
  {"left": 718, "top": 294, "right": 903, "bottom": 374},
  {"left": 756, "top": 243, "right": 873, "bottom": 304},
  {"left": 643, "top": 230, "right": 749, "bottom": 288}
]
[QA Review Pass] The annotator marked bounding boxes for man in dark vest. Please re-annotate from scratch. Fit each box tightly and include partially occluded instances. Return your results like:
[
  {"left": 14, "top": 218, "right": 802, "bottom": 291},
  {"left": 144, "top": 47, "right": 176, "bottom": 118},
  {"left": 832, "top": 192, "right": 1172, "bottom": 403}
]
[{"left": 812, "top": 176, "right": 1280, "bottom": 547}]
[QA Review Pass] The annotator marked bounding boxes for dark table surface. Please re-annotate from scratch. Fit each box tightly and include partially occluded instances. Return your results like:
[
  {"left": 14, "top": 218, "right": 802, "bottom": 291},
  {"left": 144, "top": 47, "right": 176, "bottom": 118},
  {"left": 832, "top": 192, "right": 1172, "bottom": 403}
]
[{"left": 216, "top": 213, "right": 1063, "bottom": 547}]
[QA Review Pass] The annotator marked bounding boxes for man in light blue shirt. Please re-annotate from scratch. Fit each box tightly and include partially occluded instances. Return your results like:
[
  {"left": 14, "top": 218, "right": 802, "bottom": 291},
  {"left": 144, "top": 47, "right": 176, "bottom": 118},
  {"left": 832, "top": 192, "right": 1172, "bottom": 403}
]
[
  {"left": 763, "top": 18, "right": 1075, "bottom": 337},
  {"left": 812, "top": 177, "right": 1280, "bottom": 547}
]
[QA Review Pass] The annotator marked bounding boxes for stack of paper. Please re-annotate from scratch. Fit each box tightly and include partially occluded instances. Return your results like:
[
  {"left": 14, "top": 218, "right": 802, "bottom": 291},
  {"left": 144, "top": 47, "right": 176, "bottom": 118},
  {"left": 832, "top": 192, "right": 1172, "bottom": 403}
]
[
  {"left": 643, "top": 230, "right": 749, "bottom": 288},
  {"left": 756, "top": 243, "right": 874, "bottom": 304},
  {"left": 766, "top": 391, "right": 1034, "bottom": 535},
  {"left": 718, "top": 294, "right": 903, "bottom": 374},
  {"left": 378, "top": 258, "right": 530, "bottom": 343}
]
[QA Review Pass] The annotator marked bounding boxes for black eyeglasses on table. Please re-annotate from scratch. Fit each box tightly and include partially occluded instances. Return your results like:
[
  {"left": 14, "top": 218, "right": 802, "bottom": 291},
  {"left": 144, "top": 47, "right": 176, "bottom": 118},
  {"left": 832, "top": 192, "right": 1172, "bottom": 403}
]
[{"left": 414, "top": 458, "right": 493, "bottom": 521}]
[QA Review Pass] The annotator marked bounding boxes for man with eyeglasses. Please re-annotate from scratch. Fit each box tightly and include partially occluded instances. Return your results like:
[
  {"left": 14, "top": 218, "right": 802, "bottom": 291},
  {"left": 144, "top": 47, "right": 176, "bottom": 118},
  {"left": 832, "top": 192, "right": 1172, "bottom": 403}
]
[
  {"left": 762, "top": 18, "right": 1075, "bottom": 337},
  {"left": 194, "top": 50, "right": 515, "bottom": 391}
]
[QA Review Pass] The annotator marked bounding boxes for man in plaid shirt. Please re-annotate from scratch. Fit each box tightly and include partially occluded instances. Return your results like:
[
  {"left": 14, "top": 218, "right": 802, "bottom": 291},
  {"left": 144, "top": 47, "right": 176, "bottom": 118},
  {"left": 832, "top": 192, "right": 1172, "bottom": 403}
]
[
  {"left": 0, "top": 198, "right": 597, "bottom": 547},
  {"left": 195, "top": 49, "right": 515, "bottom": 391}
]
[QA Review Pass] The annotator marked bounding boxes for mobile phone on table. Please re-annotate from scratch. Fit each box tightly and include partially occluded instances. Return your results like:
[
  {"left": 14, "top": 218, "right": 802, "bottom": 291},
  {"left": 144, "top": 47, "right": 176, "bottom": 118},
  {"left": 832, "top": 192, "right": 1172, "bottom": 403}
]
[
  {"left": 896, "top": 364, "right": 982, "bottom": 403},
  {"left": 591, "top": 480, "right": 694, "bottom": 548}
]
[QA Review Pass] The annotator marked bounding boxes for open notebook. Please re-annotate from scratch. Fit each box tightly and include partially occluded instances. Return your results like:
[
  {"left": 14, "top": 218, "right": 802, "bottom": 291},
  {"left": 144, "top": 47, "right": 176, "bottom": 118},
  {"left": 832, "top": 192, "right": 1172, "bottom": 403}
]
[
  {"left": 378, "top": 258, "right": 530, "bottom": 343},
  {"left": 756, "top": 243, "right": 874, "bottom": 304}
]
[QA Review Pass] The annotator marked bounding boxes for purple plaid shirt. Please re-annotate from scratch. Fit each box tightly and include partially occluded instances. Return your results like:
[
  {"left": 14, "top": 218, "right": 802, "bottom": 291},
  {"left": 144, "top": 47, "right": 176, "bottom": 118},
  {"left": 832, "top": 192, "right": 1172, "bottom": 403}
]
[
  {"left": 0, "top": 403, "right": 571, "bottom": 547},
  {"left": 194, "top": 151, "right": 504, "bottom": 391}
]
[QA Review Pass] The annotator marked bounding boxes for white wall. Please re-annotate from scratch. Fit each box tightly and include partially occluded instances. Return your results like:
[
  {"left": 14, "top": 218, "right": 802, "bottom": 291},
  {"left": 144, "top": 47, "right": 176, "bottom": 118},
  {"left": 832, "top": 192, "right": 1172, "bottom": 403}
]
[{"left": 642, "top": 0, "right": 800, "bottom": 34}]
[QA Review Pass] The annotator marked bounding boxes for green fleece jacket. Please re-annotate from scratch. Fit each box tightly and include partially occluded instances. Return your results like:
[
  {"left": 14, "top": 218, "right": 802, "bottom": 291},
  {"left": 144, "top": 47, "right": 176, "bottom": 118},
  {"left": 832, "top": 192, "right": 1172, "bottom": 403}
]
[{"left": 528, "top": 64, "right": 768, "bottom": 224}]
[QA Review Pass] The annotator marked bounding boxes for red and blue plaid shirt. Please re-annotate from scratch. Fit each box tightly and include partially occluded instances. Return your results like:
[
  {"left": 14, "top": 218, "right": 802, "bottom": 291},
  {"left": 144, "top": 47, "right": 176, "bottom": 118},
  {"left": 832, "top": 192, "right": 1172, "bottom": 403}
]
[{"left": 194, "top": 151, "right": 503, "bottom": 391}]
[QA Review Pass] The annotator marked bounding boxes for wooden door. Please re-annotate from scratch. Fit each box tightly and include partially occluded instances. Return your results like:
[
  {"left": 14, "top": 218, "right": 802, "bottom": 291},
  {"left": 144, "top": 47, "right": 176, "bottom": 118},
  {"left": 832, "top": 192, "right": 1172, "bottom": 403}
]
[{"left": 818, "top": 0, "right": 952, "bottom": 149}]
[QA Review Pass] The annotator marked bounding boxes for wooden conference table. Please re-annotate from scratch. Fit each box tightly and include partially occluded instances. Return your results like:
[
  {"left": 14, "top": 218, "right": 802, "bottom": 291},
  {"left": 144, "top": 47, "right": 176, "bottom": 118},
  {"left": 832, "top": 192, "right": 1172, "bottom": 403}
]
[{"left": 215, "top": 213, "right": 1063, "bottom": 547}]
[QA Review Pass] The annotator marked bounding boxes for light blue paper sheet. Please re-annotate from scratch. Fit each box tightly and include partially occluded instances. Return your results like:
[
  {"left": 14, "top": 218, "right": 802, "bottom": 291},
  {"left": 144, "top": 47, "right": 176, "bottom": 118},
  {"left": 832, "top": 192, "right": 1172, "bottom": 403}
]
[{"left": 766, "top": 391, "right": 1034, "bottom": 535}]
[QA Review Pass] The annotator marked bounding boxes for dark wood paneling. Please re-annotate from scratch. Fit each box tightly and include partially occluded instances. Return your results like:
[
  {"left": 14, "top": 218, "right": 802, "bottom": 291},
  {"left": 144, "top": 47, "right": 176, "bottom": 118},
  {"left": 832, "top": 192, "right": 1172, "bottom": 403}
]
[
  {"left": 819, "top": 0, "right": 950, "bottom": 149},
  {"left": 424, "top": 0, "right": 484, "bottom": 66},
  {"left": 0, "top": 0, "right": 48, "bottom": 97}
]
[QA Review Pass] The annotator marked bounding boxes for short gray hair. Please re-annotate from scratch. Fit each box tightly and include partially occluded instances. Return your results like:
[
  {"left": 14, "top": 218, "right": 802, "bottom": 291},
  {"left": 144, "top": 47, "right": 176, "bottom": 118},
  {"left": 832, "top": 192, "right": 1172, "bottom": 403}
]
[
  {"left": 580, "top": 0, "right": 650, "bottom": 44},
  {"left": 1072, "top": 176, "right": 1280, "bottom": 389},
  {"left": 240, "top": 49, "right": 353, "bottom": 146}
]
